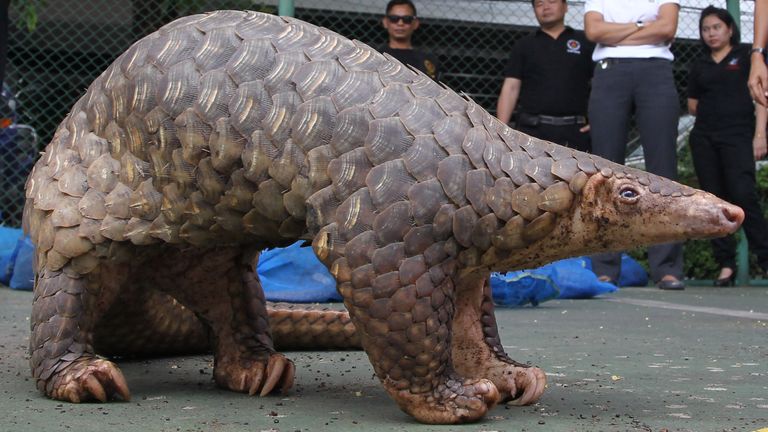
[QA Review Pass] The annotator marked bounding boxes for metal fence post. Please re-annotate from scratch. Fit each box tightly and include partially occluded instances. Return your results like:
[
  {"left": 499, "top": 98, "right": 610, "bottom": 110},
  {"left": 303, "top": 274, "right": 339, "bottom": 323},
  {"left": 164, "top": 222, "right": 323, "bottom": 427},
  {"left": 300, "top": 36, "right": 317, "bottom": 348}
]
[
  {"left": 278, "top": 0, "right": 295, "bottom": 17},
  {"left": 735, "top": 229, "right": 749, "bottom": 285},
  {"left": 727, "top": 0, "right": 741, "bottom": 28}
]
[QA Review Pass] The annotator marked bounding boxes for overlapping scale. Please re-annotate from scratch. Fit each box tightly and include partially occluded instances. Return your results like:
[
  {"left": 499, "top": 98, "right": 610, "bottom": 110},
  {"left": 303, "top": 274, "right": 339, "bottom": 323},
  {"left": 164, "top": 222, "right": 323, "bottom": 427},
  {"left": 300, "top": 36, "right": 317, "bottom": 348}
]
[
  {"left": 234, "top": 11, "right": 286, "bottom": 40},
  {"left": 268, "top": 139, "right": 304, "bottom": 189},
  {"left": 157, "top": 60, "right": 201, "bottom": 118},
  {"left": 228, "top": 80, "right": 272, "bottom": 138},
  {"left": 193, "top": 27, "right": 240, "bottom": 73},
  {"left": 294, "top": 60, "right": 346, "bottom": 101},
  {"left": 330, "top": 106, "right": 373, "bottom": 156},
  {"left": 365, "top": 118, "right": 414, "bottom": 166},
  {"left": 209, "top": 118, "right": 247, "bottom": 174},
  {"left": 436, "top": 155, "right": 470, "bottom": 207},
  {"left": 195, "top": 70, "right": 235, "bottom": 124},
  {"left": 147, "top": 28, "right": 201, "bottom": 71},
  {"left": 430, "top": 113, "right": 470, "bottom": 155},
  {"left": 335, "top": 188, "right": 376, "bottom": 241},
  {"left": 329, "top": 147, "right": 372, "bottom": 200},
  {"left": 402, "top": 136, "right": 446, "bottom": 182},
  {"left": 332, "top": 71, "right": 383, "bottom": 111},
  {"left": 196, "top": 157, "right": 225, "bottom": 204},
  {"left": 369, "top": 84, "right": 412, "bottom": 119},
  {"left": 366, "top": 159, "right": 417, "bottom": 210},
  {"left": 176, "top": 108, "right": 212, "bottom": 165},
  {"left": 264, "top": 51, "right": 309, "bottom": 95},
  {"left": 226, "top": 39, "right": 277, "bottom": 84},
  {"left": 291, "top": 96, "right": 337, "bottom": 153},
  {"left": 127, "top": 64, "right": 161, "bottom": 115},
  {"left": 262, "top": 90, "right": 302, "bottom": 144}
]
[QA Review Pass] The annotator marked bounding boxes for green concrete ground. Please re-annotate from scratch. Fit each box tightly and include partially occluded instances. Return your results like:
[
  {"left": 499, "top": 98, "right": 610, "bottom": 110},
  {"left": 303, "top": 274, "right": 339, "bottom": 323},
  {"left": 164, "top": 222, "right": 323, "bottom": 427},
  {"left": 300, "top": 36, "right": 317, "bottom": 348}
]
[{"left": 1, "top": 285, "right": 766, "bottom": 432}]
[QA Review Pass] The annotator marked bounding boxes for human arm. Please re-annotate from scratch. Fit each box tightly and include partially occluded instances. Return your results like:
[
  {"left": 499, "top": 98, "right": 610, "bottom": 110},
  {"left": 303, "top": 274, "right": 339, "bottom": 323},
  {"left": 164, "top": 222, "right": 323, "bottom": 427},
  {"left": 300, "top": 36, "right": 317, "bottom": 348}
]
[
  {"left": 687, "top": 98, "right": 698, "bottom": 116},
  {"left": 616, "top": 3, "right": 679, "bottom": 46},
  {"left": 584, "top": 3, "right": 678, "bottom": 46},
  {"left": 749, "top": 0, "right": 768, "bottom": 106},
  {"left": 496, "top": 77, "right": 522, "bottom": 125},
  {"left": 755, "top": 103, "right": 767, "bottom": 160},
  {"left": 583, "top": 11, "right": 638, "bottom": 45}
]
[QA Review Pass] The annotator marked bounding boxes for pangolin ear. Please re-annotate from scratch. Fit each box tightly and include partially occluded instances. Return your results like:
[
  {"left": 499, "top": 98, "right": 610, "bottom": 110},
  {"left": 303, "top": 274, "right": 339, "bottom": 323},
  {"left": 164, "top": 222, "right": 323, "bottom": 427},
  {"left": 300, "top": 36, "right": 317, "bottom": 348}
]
[{"left": 581, "top": 172, "right": 610, "bottom": 204}]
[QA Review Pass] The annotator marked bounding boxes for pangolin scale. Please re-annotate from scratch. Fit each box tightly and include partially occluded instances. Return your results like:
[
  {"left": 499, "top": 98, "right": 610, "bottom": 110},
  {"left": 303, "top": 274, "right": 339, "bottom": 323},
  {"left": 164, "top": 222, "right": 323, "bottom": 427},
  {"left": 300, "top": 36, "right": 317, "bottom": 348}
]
[{"left": 24, "top": 10, "right": 743, "bottom": 424}]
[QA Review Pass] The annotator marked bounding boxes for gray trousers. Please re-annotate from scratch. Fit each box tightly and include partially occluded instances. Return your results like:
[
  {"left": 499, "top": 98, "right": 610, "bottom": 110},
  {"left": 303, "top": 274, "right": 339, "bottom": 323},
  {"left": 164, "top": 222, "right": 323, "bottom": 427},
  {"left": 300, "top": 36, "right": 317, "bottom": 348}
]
[{"left": 588, "top": 58, "right": 683, "bottom": 283}]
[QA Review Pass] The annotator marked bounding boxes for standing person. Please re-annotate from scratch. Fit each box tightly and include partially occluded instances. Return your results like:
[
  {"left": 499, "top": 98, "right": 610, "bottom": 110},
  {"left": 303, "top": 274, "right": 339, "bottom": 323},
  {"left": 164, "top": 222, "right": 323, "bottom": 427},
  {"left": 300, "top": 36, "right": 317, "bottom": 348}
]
[
  {"left": 584, "top": 0, "right": 685, "bottom": 290},
  {"left": 688, "top": 6, "right": 768, "bottom": 286},
  {"left": 381, "top": 0, "right": 440, "bottom": 80},
  {"left": 496, "top": 0, "right": 594, "bottom": 152},
  {"left": 749, "top": 0, "right": 768, "bottom": 106}
]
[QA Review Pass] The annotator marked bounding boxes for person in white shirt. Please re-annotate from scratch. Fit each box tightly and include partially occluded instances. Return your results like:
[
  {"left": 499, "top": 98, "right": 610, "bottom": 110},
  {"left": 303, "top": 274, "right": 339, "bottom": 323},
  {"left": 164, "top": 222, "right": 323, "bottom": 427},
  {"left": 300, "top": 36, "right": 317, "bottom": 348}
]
[
  {"left": 583, "top": 0, "right": 685, "bottom": 290},
  {"left": 749, "top": 0, "right": 768, "bottom": 105}
]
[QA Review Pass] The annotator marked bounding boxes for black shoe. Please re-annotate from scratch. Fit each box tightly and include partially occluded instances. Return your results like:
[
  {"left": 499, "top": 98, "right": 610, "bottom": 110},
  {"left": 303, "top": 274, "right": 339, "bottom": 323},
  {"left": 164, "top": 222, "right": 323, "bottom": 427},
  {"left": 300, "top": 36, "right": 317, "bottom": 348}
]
[
  {"left": 657, "top": 278, "right": 685, "bottom": 290},
  {"left": 713, "top": 271, "right": 735, "bottom": 287}
]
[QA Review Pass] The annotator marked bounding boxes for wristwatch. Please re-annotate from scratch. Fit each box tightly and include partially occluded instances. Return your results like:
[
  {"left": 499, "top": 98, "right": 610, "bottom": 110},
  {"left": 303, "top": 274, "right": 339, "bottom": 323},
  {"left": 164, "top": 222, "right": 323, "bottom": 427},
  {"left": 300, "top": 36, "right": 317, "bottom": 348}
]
[
  {"left": 635, "top": 21, "right": 645, "bottom": 29},
  {"left": 751, "top": 47, "right": 766, "bottom": 57}
]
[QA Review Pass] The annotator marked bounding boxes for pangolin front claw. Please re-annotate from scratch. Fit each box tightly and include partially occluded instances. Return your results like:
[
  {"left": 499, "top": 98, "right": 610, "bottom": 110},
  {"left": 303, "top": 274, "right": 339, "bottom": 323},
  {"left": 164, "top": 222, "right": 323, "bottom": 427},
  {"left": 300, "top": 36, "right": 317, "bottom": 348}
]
[
  {"left": 49, "top": 357, "right": 131, "bottom": 403},
  {"left": 248, "top": 353, "right": 295, "bottom": 396},
  {"left": 505, "top": 366, "right": 547, "bottom": 406},
  {"left": 216, "top": 353, "right": 295, "bottom": 397}
]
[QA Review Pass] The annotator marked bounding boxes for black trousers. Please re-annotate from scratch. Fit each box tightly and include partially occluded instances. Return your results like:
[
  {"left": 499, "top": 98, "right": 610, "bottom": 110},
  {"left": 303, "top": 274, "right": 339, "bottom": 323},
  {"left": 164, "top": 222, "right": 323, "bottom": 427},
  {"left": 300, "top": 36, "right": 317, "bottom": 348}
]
[
  {"left": 516, "top": 123, "right": 591, "bottom": 153},
  {"left": 690, "top": 129, "right": 768, "bottom": 270},
  {"left": 588, "top": 58, "right": 683, "bottom": 283}
]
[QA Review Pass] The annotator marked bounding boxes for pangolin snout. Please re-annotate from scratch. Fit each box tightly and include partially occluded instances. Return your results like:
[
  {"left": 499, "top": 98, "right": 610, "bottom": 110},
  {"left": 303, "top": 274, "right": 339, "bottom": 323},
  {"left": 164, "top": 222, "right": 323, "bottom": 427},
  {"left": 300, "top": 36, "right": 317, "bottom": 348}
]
[
  {"left": 720, "top": 202, "right": 744, "bottom": 235},
  {"left": 683, "top": 195, "right": 744, "bottom": 239}
]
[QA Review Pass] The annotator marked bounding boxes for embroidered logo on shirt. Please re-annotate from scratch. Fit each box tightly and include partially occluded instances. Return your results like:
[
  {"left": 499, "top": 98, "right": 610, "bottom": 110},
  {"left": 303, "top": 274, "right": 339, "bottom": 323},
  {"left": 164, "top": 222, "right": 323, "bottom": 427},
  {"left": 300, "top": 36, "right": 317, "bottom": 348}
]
[
  {"left": 566, "top": 39, "right": 581, "bottom": 54},
  {"left": 726, "top": 57, "right": 740, "bottom": 71}
]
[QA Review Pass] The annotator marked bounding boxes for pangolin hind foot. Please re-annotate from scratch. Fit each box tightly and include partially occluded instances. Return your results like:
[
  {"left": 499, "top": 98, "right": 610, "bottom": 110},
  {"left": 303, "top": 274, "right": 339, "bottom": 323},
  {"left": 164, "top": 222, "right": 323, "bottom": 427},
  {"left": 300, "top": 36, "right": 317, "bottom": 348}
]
[{"left": 384, "top": 374, "right": 500, "bottom": 424}]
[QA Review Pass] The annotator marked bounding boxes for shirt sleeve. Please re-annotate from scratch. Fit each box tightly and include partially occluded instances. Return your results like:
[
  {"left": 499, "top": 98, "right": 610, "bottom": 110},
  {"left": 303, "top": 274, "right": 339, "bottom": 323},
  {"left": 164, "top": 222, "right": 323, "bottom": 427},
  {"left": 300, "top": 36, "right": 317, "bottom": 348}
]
[
  {"left": 502, "top": 38, "right": 525, "bottom": 79},
  {"left": 583, "top": 0, "right": 603, "bottom": 14},
  {"left": 686, "top": 60, "right": 701, "bottom": 99}
]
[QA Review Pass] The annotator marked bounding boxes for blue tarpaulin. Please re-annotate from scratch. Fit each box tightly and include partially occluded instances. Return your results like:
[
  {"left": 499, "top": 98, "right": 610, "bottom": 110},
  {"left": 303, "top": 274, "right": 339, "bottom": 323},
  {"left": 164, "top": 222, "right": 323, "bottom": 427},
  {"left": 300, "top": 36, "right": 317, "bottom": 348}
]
[{"left": 1, "top": 228, "right": 649, "bottom": 305}]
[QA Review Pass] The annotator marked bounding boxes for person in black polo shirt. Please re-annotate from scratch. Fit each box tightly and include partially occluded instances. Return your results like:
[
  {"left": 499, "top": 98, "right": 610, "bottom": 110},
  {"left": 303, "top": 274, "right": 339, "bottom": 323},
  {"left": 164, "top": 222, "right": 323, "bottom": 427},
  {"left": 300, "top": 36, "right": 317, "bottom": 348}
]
[
  {"left": 688, "top": 6, "right": 768, "bottom": 285},
  {"left": 381, "top": 0, "right": 440, "bottom": 81},
  {"left": 496, "top": 0, "right": 594, "bottom": 152}
]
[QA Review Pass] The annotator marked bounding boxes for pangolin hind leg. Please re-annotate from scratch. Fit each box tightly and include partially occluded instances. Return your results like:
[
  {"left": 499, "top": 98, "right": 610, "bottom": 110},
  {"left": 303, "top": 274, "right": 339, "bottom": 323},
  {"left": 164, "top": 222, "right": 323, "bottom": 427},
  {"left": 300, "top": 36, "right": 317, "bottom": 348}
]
[
  {"left": 150, "top": 246, "right": 294, "bottom": 396},
  {"left": 30, "top": 266, "right": 131, "bottom": 403},
  {"left": 93, "top": 287, "right": 211, "bottom": 358},
  {"left": 451, "top": 275, "right": 546, "bottom": 405},
  {"left": 334, "top": 235, "right": 500, "bottom": 424}
]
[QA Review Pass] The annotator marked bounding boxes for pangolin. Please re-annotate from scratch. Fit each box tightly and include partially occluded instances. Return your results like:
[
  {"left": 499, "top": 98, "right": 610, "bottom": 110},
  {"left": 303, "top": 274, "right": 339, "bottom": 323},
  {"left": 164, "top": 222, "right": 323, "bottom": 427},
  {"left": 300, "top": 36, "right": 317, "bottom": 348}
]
[{"left": 23, "top": 10, "right": 744, "bottom": 424}]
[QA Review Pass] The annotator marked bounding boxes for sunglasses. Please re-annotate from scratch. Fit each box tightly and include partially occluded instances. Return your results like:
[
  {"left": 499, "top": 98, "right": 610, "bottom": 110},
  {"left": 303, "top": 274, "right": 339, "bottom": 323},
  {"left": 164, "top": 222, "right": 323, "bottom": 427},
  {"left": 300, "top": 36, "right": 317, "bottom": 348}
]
[{"left": 387, "top": 14, "right": 416, "bottom": 24}]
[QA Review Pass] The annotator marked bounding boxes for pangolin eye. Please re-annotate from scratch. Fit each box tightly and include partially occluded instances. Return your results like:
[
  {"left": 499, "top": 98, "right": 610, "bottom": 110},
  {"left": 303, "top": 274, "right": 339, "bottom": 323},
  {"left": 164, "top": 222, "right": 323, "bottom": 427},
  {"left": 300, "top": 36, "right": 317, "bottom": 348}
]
[{"left": 619, "top": 187, "right": 639, "bottom": 200}]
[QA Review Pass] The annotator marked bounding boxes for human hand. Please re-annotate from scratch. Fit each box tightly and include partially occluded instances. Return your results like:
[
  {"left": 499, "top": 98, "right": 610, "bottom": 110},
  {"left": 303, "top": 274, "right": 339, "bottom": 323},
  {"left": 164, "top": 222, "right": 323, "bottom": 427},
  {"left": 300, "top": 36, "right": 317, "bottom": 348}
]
[
  {"left": 749, "top": 53, "right": 768, "bottom": 106},
  {"left": 754, "top": 134, "right": 767, "bottom": 160},
  {"left": 579, "top": 124, "right": 590, "bottom": 133}
]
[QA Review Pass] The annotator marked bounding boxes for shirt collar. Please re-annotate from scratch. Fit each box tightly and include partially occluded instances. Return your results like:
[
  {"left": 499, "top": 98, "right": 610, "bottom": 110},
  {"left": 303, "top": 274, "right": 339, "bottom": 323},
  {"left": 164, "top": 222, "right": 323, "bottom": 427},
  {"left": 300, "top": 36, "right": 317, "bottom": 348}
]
[{"left": 535, "top": 26, "right": 575, "bottom": 39}]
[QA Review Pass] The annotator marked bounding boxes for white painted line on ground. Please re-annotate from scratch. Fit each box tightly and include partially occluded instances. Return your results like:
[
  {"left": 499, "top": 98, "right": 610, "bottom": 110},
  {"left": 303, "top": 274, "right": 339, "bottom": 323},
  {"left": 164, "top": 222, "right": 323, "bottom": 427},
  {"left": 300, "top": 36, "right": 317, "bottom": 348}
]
[{"left": 604, "top": 298, "right": 768, "bottom": 320}]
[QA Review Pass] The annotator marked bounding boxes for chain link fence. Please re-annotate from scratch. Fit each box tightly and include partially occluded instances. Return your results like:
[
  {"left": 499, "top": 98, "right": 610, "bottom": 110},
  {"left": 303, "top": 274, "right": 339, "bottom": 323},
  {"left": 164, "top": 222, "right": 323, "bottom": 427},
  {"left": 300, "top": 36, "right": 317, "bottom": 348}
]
[{"left": 0, "top": 0, "right": 757, "bottom": 227}]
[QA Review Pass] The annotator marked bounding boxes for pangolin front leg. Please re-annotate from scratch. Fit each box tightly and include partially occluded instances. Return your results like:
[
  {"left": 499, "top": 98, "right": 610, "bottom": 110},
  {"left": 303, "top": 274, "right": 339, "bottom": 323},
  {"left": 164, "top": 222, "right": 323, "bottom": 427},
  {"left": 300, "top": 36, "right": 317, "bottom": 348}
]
[
  {"left": 152, "top": 247, "right": 294, "bottom": 396},
  {"left": 451, "top": 274, "right": 546, "bottom": 405},
  {"left": 330, "top": 230, "right": 500, "bottom": 424},
  {"left": 30, "top": 268, "right": 130, "bottom": 403}
]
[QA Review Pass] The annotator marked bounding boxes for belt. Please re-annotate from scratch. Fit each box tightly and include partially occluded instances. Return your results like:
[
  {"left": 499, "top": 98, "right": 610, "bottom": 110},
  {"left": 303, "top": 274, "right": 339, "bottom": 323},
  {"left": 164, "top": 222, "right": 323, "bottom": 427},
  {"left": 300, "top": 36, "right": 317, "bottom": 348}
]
[
  {"left": 596, "top": 57, "right": 671, "bottom": 69},
  {"left": 538, "top": 114, "right": 587, "bottom": 126},
  {"left": 518, "top": 112, "right": 587, "bottom": 127}
]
